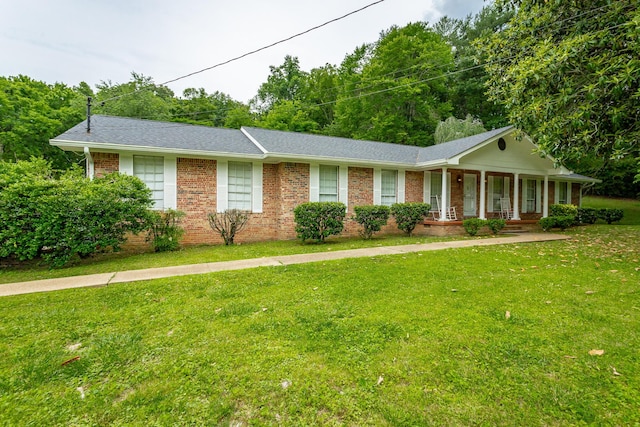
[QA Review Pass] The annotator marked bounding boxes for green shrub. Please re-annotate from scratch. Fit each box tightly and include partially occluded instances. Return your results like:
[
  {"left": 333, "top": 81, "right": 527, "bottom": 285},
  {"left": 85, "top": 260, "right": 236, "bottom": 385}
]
[
  {"left": 577, "top": 207, "right": 598, "bottom": 224},
  {"left": 353, "top": 205, "right": 390, "bottom": 239},
  {"left": 486, "top": 218, "right": 507, "bottom": 234},
  {"left": 208, "top": 209, "right": 250, "bottom": 245},
  {"left": 390, "top": 202, "right": 431, "bottom": 237},
  {"left": 0, "top": 160, "right": 153, "bottom": 267},
  {"left": 550, "top": 204, "right": 578, "bottom": 217},
  {"left": 294, "top": 202, "right": 346, "bottom": 242},
  {"left": 147, "top": 209, "right": 185, "bottom": 252},
  {"left": 555, "top": 215, "right": 576, "bottom": 230},
  {"left": 597, "top": 208, "right": 624, "bottom": 224},
  {"left": 463, "top": 218, "right": 486, "bottom": 236},
  {"left": 539, "top": 217, "right": 556, "bottom": 231}
]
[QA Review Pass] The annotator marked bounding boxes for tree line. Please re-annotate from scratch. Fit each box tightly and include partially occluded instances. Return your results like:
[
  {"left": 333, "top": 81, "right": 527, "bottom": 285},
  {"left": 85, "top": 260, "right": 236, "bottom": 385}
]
[{"left": 1, "top": 0, "right": 638, "bottom": 197}]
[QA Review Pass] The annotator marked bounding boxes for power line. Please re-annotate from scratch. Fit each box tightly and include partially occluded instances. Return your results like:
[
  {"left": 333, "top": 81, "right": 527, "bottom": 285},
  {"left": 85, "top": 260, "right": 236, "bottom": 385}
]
[{"left": 98, "top": 0, "right": 386, "bottom": 105}]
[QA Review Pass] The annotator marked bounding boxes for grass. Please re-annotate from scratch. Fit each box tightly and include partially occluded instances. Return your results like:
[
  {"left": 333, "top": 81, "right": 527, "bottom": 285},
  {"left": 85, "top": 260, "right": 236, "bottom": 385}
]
[
  {"left": 1, "top": 224, "right": 639, "bottom": 425},
  {"left": 0, "top": 233, "right": 467, "bottom": 285},
  {"left": 582, "top": 195, "right": 640, "bottom": 225}
]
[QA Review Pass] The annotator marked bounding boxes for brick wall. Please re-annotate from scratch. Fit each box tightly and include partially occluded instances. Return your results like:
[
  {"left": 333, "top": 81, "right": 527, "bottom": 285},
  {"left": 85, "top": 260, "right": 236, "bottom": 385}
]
[
  {"left": 405, "top": 171, "right": 424, "bottom": 203},
  {"left": 276, "top": 163, "right": 310, "bottom": 239},
  {"left": 93, "top": 152, "right": 119, "bottom": 177},
  {"left": 177, "top": 158, "right": 217, "bottom": 245}
]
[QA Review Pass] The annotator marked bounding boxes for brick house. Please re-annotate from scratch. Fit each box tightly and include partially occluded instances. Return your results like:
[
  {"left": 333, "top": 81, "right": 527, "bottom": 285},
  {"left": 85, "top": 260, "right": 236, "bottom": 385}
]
[{"left": 51, "top": 115, "right": 598, "bottom": 244}]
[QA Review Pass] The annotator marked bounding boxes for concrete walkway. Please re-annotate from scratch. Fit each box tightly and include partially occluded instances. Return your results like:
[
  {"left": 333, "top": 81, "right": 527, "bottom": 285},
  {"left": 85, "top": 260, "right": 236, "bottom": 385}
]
[{"left": 0, "top": 233, "right": 570, "bottom": 297}]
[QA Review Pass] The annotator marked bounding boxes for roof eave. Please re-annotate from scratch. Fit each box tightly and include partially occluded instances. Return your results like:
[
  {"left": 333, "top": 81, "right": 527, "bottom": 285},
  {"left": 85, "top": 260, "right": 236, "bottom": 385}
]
[{"left": 50, "top": 139, "right": 265, "bottom": 160}]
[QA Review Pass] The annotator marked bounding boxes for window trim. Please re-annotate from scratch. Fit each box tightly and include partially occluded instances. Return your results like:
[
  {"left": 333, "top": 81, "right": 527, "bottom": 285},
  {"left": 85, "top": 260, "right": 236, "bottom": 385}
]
[
  {"left": 319, "top": 165, "right": 339, "bottom": 202},
  {"left": 133, "top": 155, "right": 165, "bottom": 210}
]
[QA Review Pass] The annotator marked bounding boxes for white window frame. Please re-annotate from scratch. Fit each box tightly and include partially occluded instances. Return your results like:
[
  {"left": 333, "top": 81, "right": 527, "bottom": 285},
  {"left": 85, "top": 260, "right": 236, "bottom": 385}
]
[
  {"left": 555, "top": 181, "right": 571, "bottom": 205},
  {"left": 228, "top": 161, "right": 253, "bottom": 210},
  {"left": 521, "top": 178, "right": 542, "bottom": 214},
  {"left": 381, "top": 169, "right": 397, "bottom": 206},
  {"left": 133, "top": 155, "right": 164, "bottom": 210},
  {"left": 217, "top": 160, "right": 263, "bottom": 213},
  {"left": 319, "top": 165, "right": 339, "bottom": 202}
]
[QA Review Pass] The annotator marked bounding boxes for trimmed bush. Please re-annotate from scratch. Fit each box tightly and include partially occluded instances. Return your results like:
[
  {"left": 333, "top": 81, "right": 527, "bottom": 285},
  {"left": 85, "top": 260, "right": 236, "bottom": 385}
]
[
  {"left": 597, "top": 208, "right": 624, "bottom": 224},
  {"left": 294, "top": 202, "right": 346, "bottom": 242},
  {"left": 390, "top": 202, "right": 431, "bottom": 237},
  {"left": 463, "top": 218, "right": 486, "bottom": 236},
  {"left": 550, "top": 204, "right": 578, "bottom": 217},
  {"left": 539, "top": 217, "right": 556, "bottom": 232},
  {"left": 147, "top": 209, "right": 185, "bottom": 252},
  {"left": 0, "top": 160, "right": 153, "bottom": 267},
  {"left": 353, "top": 205, "right": 390, "bottom": 239},
  {"left": 555, "top": 215, "right": 576, "bottom": 230},
  {"left": 208, "top": 209, "right": 250, "bottom": 245},
  {"left": 486, "top": 218, "right": 507, "bottom": 235},
  {"left": 577, "top": 207, "right": 598, "bottom": 224}
]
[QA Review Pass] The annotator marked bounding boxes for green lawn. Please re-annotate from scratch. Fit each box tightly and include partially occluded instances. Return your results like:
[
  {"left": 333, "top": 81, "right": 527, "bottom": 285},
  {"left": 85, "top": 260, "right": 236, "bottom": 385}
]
[
  {"left": 1, "top": 224, "right": 638, "bottom": 425},
  {"left": 0, "top": 233, "right": 469, "bottom": 285},
  {"left": 583, "top": 195, "right": 640, "bottom": 225}
]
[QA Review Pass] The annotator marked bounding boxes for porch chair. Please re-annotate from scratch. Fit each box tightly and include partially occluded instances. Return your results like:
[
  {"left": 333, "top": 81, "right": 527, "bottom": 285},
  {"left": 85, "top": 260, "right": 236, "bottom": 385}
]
[
  {"left": 430, "top": 195, "right": 457, "bottom": 220},
  {"left": 446, "top": 206, "right": 457, "bottom": 221},
  {"left": 500, "top": 197, "right": 513, "bottom": 220},
  {"left": 429, "top": 195, "right": 441, "bottom": 220}
]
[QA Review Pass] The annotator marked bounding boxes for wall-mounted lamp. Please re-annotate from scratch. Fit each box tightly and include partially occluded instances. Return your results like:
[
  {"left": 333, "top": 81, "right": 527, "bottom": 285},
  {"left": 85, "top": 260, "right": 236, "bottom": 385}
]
[{"left": 457, "top": 175, "right": 462, "bottom": 183}]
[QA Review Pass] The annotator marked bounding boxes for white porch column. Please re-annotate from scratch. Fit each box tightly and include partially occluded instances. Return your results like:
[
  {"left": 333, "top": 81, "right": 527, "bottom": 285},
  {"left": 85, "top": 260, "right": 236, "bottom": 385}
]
[
  {"left": 440, "top": 167, "right": 448, "bottom": 221},
  {"left": 513, "top": 173, "right": 521, "bottom": 220},
  {"left": 543, "top": 175, "right": 549, "bottom": 217},
  {"left": 479, "top": 170, "right": 486, "bottom": 220}
]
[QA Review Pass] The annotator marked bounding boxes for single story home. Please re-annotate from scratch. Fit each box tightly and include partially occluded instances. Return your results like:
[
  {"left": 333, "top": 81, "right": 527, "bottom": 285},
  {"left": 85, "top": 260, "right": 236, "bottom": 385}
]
[{"left": 50, "top": 115, "right": 598, "bottom": 244}]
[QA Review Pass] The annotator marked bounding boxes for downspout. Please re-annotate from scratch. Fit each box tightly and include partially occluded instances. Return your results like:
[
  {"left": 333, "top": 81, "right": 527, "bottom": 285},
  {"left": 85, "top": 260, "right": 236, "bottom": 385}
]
[{"left": 84, "top": 146, "right": 94, "bottom": 180}]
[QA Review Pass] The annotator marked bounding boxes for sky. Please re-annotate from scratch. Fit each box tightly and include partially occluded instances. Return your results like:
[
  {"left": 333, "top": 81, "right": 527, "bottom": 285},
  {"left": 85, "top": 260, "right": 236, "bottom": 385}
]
[{"left": 1, "top": 0, "right": 485, "bottom": 103}]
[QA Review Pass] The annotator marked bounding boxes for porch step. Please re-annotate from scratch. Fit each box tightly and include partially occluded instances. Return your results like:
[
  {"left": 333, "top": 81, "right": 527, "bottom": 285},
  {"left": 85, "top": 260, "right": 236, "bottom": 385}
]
[{"left": 500, "top": 224, "right": 530, "bottom": 234}]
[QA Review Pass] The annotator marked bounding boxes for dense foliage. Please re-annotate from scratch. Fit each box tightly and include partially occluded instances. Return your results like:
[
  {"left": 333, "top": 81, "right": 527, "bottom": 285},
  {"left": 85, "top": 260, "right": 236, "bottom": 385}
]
[
  {"left": 390, "top": 202, "right": 431, "bottom": 236},
  {"left": 479, "top": 0, "right": 640, "bottom": 177},
  {"left": 352, "top": 205, "right": 390, "bottom": 239},
  {"left": 294, "top": 202, "right": 346, "bottom": 242},
  {"left": 0, "top": 159, "right": 152, "bottom": 266},
  {"left": 0, "top": 76, "right": 85, "bottom": 169}
]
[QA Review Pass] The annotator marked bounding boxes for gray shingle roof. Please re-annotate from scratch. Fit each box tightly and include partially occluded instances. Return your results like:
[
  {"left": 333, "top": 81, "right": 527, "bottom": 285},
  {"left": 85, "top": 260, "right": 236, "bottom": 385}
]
[
  {"left": 52, "top": 116, "right": 518, "bottom": 168},
  {"left": 53, "top": 115, "right": 263, "bottom": 155},
  {"left": 417, "top": 126, "right": 514, "bottom": 163},
  {"left": 242, "top": 126, "right": 421, "bottom": 164}
]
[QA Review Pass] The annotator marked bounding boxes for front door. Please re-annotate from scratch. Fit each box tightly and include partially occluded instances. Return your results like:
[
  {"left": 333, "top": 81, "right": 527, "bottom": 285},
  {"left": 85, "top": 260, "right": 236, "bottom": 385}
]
[{"left": 463, "top": 174, "right": 477, "bottom": 217}]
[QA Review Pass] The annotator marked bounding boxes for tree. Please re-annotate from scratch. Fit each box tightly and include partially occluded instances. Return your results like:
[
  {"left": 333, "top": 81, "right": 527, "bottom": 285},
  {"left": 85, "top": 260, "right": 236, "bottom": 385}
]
[
  {"left": 478, "top": 0, "right": 640, "bottom": 173},
  {"left": 254, "top": 55, "right": 309, "bottom": 112},
  {"left": 0, "top": 76, "right": 85, "bottom": 169},
  {"left": 434, "top": 4, "right": 513, "bottom": 129},
  {"left": 258, "top": 100, "right": 319, "bottom": 133},
  {"left": 172, "top": 87, "right": 249, "bottom": 128},
  {"left": 94, "top": 72, "right": 175, "bottom": 120},
  {"left": 434, "top": 115, "right": 487, "bottom": 144},
  {"left": 332, "top": 22, "right": 454, "bottom": 146}
]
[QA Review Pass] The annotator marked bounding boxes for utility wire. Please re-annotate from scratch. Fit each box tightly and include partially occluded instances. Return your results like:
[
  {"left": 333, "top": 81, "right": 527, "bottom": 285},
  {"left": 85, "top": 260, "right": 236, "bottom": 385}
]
[{"left": 98, "top": 0, "right": 386, "bottom": 104}]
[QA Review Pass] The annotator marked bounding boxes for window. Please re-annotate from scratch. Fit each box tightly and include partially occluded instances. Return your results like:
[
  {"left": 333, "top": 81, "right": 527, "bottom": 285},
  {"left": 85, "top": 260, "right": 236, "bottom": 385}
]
[
  {"left": 430, "top": 172, "right": 442, "bottom": 208},
  {"left": 228, "top": 161, "right": 252, "bottom": 210},
  {"left": 134, "top": 155, "right": 164, "bottom": 209},
  {"left": 319, "top": 165, "right": 338, "bottom": 202},
  {"left": 525, "top": 179, "right": 536, "bottom": 213},
  {"left": 381, "top": 170, "right": 397, "bottom": 206},
  {"left": 492, "top": 176, "right": 505, "bottom": 212},
  {"left": 558, "top": 182, "right": 569, "bottom": 204}
]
